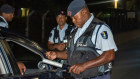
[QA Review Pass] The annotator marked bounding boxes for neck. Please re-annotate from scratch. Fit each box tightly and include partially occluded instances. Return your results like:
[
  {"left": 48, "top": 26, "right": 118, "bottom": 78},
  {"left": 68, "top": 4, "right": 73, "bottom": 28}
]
[
  {"left": 59, "top": 24, "right": 65, "bottom": 30},
  {"left": 2, "top": 15, "right": 8, "bottom": 22},
  {"left": 84, "top": 13, "right": 91, "bottom": 24},
  {"left": 87, "top": 13, "right": 91, "bottom": 20}
]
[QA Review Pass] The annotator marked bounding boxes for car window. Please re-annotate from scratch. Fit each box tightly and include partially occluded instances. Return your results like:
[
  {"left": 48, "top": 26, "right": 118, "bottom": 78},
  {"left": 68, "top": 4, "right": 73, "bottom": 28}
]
[
  {"left": 7, "top": 41, "right": 43, "bottom": 74},
  {"left": 0, "top": 40, "right": 57, "bottom": 79}
]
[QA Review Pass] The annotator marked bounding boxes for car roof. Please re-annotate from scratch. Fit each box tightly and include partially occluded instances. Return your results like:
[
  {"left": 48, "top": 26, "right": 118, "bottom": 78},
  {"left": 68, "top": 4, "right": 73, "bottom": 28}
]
[{"left": 0, "top": 27, "right": 47, "bottom": 59}]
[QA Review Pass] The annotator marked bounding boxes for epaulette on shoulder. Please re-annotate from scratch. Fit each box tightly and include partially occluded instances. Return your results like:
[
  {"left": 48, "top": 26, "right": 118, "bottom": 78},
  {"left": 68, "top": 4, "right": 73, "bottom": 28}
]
[
  {"left": 69, "top": 25, "right": 76, "bottom": 28},
  {"left": 52, "top": 27, "right": 57, "bottom": 30},
  {"left": 69, "top": 25, "right": 73, "bottom": 26},
  {"left": 0, "top": 17, "right": 5, "bottom": 22}
]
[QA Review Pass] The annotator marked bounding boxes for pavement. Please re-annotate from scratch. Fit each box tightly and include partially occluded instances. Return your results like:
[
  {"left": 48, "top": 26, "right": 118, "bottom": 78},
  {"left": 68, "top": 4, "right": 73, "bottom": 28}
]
[
  {"left": 111, "top": 28, "right": 140, "bottom": 79},
  {"left": 114, "top": 28, "right": 140, "bottom": 46}
]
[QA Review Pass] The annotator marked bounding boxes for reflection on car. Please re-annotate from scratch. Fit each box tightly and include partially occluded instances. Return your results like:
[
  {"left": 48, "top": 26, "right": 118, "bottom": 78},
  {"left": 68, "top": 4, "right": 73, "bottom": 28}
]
[{"left": 0, "top": 27, "right": 65, "bottom": 79}]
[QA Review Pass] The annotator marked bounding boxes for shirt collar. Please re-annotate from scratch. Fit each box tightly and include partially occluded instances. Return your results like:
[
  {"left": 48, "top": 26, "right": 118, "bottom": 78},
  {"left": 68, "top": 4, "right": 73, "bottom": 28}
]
[
  {"left": 74, "top": 13, "right": 94, "bottom": 44},
  {"left": 57, "top": 23, "right": 68, "bottom": 31},
  {"left": 0, "top": 16, "right": 8, "bottom": 27},
  {"left": 81, "top": 13, "right": 94, "bottom": 30}
]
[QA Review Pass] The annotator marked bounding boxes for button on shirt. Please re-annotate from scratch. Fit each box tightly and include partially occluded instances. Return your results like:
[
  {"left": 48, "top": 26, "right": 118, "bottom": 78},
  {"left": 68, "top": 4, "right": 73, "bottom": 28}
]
[
  {"left": 74, "top": 13, "right": 117, "bottom": 55},
  {"left": 49, "top": 23, "right": 69, "bottom": 43},
  {"left": 0, "top": 16, "right": 8, "bottom": 28}
]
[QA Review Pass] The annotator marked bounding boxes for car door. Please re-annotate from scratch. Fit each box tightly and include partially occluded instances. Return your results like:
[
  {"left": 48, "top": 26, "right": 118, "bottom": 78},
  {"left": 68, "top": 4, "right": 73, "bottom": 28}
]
[
  {"left": 0, "top": 27, "right": 60, "bottom": 79},
  {"left": 0, "top": 39, "right": 21, "bottom": 79}
]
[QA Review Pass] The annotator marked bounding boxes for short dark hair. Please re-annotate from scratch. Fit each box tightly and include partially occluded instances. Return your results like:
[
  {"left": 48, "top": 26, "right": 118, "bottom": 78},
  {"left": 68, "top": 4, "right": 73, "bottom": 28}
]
[{"left": 0, "top": 4, "right": 15, "bottom": 14}]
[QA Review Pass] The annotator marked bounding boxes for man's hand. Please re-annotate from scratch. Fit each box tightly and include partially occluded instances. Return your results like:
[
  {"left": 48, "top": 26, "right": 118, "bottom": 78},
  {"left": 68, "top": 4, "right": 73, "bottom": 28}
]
[
  {"left": 68, "top": 49, "right": 115, "bottom": 75},
  {"left": 45, "top": 51, "right": 57, "bottom": 60},
  {"left": 69, "top": 63, "right": 86, "bottom": 74},
  {"left": 56, "top": 43, "right": 65, "bottom": 51},
  {"left": 17, "top": 62, "right": 26, "bottom": 75}
]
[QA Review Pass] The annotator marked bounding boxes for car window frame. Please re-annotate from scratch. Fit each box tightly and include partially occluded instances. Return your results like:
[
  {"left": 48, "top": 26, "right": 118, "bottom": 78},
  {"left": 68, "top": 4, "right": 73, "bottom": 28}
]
[{"left": 0, "top": 39, "right": 20, "bottom": 77}]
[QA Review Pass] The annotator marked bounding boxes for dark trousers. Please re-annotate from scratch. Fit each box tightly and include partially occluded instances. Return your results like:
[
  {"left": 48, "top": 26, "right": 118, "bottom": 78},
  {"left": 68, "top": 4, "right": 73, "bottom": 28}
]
[{"left": 75, "top": 72, "right": 110, "bottom": 79}]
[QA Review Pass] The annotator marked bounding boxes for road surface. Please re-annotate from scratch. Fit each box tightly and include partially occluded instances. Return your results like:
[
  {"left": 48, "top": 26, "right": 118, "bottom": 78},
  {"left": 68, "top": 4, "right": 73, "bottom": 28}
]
[{"left": 111, "top": 37, "right": 140, "bottom": 79}]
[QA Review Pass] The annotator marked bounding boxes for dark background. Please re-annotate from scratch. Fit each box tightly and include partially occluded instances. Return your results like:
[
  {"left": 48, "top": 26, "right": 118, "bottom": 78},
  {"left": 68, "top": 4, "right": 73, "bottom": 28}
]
[
  {"left": 0, "top": 0, "right": 140, "bottom": 48},
  {"left": 1, "top": 0, "right": 140, "bottom": 78}
]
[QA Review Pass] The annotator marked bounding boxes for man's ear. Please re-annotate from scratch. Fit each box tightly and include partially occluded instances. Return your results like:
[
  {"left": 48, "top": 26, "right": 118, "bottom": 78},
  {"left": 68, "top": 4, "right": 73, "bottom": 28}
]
[{"left": 81, "top": 8, "right": 87, "bottom": 16}]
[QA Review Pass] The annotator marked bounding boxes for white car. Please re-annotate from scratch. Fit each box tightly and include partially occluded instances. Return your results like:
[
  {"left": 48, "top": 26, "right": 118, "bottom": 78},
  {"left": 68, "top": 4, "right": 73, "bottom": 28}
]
[{"left": 0, "top": 27, "right": 70, "bottom": 79}]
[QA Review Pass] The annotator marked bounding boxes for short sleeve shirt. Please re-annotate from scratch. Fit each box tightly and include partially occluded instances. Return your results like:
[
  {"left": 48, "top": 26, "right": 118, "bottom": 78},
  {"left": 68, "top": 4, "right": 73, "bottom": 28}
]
[
  {"left": 0, "top": 16, "right": 8, "bottom": 28},
  {"left": 74, "top": 13, "right": 117, "bottom": 55},
  {"left": 48, "top": 23, "right": 68, "bottom": 43},
  {"left": 92, "top": 24, "right": 118, "bottom": 55}
]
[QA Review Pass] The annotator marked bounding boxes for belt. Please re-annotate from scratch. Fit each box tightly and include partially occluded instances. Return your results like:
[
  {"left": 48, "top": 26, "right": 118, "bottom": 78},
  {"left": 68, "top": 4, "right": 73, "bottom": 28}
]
[{"left": 82, "top": 71, "right": 110, "bottom": 79}]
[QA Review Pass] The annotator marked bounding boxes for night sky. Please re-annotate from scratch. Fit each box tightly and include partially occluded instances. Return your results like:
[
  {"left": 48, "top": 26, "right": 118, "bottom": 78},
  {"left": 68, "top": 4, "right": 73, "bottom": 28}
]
[{"left": 0, "top": 0, "right": 118, "bottom": 11}]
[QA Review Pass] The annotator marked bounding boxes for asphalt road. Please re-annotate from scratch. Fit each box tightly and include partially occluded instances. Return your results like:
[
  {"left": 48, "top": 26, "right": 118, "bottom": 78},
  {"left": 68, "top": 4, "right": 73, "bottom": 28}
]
[{"left": 111, "top": 37, "right": 140, "bottom": 79}]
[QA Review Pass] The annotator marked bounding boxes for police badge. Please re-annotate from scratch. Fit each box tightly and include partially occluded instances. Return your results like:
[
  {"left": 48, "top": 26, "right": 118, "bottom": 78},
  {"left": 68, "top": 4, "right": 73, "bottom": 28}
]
[{"left": 101, "top": 31, "right": 108, "bottom": 39}]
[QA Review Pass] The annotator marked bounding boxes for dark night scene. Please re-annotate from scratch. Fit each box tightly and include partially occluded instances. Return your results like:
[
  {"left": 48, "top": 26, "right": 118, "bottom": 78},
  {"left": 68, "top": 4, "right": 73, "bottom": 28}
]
[{"left": 0, "top": 0, "right": 140, "bottom": 79}]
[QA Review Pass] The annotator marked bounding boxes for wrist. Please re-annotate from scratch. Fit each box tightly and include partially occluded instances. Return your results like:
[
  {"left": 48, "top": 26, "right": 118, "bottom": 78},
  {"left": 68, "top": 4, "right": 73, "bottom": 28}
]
[
  {"left": 83, "top": 62, "right": 89, "bottom": 69},
  {"left": 55, "top": 51, "right": 59, "bottom": 58},
  {"left": 53, "top": 44, "right": 57, "bottom": 48}
]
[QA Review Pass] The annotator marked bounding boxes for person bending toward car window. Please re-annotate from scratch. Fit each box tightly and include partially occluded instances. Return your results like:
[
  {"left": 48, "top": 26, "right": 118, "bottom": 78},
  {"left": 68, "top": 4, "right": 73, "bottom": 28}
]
[
  {"left": 46, "top": 0, "right": 117, "bottom": 79},
  {"left": 0, "top": 4, "right": 26, "bottom": 75}
]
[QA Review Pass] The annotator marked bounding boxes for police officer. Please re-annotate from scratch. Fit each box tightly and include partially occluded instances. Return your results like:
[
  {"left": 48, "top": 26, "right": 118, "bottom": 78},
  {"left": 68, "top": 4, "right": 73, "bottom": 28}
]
[
  {"left": 0, "top": 4, "right": 26, "bottom": 75},
  {"left": 48, "top": 10, "right": 74, "bottom": 52},
  {"left": 46, "top": 0, "right": 117, "bottom": 79},
  {"left": 0, "top": 4, "right": 14, "bottom": 28},
  {"left": 48, "top": 10, "right": 74, "bottom": 78}
]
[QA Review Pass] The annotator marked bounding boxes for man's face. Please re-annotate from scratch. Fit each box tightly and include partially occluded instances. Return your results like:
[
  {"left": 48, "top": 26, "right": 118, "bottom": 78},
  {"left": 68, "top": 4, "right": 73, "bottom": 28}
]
[
  {"left": 71, "top": 10, "right": 85, "bottom": 28},
  {"left": 56, "top": 14, "right": 67, "bottom": 26},
  {"left": 3, "top": 13, "right": 14, "bottom": 22}
]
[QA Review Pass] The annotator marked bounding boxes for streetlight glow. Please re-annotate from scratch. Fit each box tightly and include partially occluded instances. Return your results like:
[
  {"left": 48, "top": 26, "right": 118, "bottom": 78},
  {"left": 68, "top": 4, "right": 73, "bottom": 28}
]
[
  {"left": 114, "top": 0, "right": 118, "bottom": 9},
  {"left": 21, "top": 8, "right": 30, "bottom": 17}
]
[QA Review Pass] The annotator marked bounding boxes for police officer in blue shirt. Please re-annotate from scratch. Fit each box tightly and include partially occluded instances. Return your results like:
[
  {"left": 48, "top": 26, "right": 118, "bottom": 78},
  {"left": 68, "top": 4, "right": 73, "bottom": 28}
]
[
  {"left": 0, "top": 4, "right": 26, "bottom": 75},
  {"left": 48, "top": 10, "right": 74, "bottom": 78},
  {"left": 48, "top": 10, "right": 74, "bottom": 52},
  {"left": 46, "top": 0, "right": 117, "bottom": 79},
  {"left": 0, "top": 4, "right": 15, "bottom": 28}
]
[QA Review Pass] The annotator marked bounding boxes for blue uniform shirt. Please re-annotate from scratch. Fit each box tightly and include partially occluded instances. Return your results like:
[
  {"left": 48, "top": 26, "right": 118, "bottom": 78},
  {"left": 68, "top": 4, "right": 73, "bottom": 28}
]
[
  {"left": 0, "top": 16, "right": 8, "bottom": 28},
  {"left": 49, "top": 23, "right": 69, "bottom": 43},
  {"left": 74, "top": 13, "right": 118, "bottom": 55}
]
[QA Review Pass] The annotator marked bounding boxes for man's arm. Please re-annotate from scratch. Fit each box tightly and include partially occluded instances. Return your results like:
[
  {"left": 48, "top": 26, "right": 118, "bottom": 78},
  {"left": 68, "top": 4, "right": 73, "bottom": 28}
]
[
  {"left": 46, "top": 50, "right": 68, "bottom": 60},
  {"left": 48, "top": 41, "right": 66, "bottom": 51},
  {"left": 17, "top": 61, "right": 26, "bottom": 75},
  {"left": 48, "top": 41, "right": 57, "bottom": 50},
  {"left": 69, "top": 49, "right": 115, "bottom": 74},
  {"left": 83, "top": 49, "right": 115, "bottom": 68}
]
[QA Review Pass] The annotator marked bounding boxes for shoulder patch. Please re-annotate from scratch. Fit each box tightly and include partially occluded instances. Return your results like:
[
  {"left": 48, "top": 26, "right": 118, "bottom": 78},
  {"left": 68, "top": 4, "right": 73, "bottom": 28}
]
[{"left": 101, "top": 31, "right": 108, "bottom": 39}]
